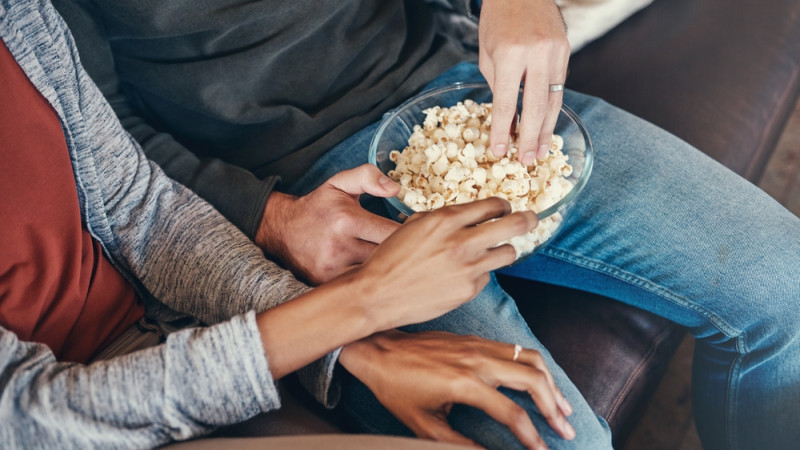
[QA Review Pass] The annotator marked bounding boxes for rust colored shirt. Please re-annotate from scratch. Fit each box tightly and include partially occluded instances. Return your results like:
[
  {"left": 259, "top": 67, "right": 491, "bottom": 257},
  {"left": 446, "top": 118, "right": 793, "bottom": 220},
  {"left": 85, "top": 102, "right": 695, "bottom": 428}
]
[{"left": 0, "top": 40, "right": 144, "bottom": 363}]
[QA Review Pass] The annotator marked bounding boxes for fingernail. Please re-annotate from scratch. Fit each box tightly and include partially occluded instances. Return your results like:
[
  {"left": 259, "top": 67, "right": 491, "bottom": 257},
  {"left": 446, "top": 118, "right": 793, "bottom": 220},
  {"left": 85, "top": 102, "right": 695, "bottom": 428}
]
[
  {"left": 521, "top": 151, "right": 536, "bottom": 165},
  {"left": 558, "top": 397, "right": 572, "bottom": 416},
  {"left": 492, "top": 144, "right": 507, "bottom": 157},
  {"left": 561, "top": 395, "right": 573, "bottom": 416},
  {"left": 537, "top": 144, "right": 549, "bottom": 159},
  {"left": 561, "top": 418, "right": 576, "bottom": 440}
]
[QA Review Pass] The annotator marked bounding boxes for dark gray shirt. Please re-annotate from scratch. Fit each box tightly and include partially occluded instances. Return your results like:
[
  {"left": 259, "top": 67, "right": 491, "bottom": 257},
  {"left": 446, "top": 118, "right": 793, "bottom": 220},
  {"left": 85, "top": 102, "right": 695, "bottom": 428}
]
[{"left": 54, "top": 0, "right": 476, "bottom": 238}]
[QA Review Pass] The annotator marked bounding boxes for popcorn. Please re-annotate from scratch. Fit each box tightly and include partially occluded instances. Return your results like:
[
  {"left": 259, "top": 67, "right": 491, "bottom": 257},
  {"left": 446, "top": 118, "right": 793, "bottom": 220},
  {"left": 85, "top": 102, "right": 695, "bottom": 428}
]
[{"left": 387, "top": 101, "right": 575, "bottom": 257}]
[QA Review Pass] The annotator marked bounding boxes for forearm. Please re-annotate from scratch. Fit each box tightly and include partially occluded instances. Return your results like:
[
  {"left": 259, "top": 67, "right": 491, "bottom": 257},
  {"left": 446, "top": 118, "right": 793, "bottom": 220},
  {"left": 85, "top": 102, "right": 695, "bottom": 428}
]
[
  {"left": 130, "top": 178, "right": 308, "bottom": 324},
  {"left": 53, "top": 3, "right": 340, "bottom": 404},
  {"left": 0, "top": 314, "right": 277, "bottom": 448},
  {"left": 256, "top": 271, "right": 379, "bottom": 379}
]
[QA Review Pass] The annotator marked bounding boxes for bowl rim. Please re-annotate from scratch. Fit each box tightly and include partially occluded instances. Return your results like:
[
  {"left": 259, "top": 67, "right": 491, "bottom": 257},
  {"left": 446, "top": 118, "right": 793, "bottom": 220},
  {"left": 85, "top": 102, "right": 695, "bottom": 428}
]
[{"left": 368, "top": 82, "right": 594, "bottom": 221}]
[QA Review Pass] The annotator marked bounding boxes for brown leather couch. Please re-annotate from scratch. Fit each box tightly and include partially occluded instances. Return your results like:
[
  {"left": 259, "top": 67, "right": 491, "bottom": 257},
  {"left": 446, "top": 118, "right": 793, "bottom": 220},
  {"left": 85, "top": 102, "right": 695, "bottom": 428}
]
[
  {"left": 504, "top": 0, "right": 800, "bottom": 446},
  {"left": 202, "top": 0, "right": 800, "bottom": 448}
]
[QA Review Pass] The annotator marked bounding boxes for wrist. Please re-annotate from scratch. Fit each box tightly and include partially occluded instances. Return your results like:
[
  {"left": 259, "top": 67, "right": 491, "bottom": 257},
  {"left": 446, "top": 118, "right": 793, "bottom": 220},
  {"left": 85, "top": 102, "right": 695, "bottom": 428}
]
[
  {"left": 255, "top": 274, "right": 379, "bottom": 379},
  {"left": 255, "top": 191, "right": 297, "bottom": 253},
  {"left": 338, "top": 336, "right": 374, "bottom": 376},
  {"left": 339, "top": 329, "right": 405, "bottom": 380},
  {"left": 338, "top": 264, "right": 403, "bottom": 332}
]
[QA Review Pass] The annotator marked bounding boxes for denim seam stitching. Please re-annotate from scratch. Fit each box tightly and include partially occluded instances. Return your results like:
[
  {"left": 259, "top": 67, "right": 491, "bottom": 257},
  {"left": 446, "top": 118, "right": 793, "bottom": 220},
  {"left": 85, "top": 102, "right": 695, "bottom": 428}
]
[
  {"left": 606, "top": 323, "right": 674, "bottom": 421},
  {"left": 542, "top": 245, "right": 751, "bottom": 447},
  {"left": 539, "top": 247, "right": 744, "bottom": 339},
  {"left": 725, "top": 333, "right": 748, "bottom": 450}
]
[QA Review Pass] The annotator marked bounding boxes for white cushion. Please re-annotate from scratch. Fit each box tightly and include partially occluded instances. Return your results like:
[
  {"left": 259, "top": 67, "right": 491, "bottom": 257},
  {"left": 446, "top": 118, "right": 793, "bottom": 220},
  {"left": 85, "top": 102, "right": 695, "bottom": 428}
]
[{"left": 556, "top": 0, "right": 655, "bottom": 52}]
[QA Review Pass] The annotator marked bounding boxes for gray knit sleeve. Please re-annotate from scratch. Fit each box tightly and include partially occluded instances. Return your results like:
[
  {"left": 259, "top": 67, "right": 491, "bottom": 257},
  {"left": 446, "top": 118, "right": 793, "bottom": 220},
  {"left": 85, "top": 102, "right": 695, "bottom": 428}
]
[
  {"left": 67, "top": 6, "right": 344, "bottom": 409},
  {"left": 0, "top": 313, "right": 278, "bottom": 449},
  {"left": 65, "top": 0, "right": 344, "bottom": 409},
  {"left": 1, "top": 0, "right": 341, "bottom": 430}
]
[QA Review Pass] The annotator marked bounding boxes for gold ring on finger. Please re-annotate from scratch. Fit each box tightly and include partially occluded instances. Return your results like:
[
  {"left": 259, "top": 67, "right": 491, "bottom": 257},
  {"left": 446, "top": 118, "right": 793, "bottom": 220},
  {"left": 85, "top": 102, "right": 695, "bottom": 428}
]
[{"left": 512, "top": 344, "right": 523, "bottom": 362}]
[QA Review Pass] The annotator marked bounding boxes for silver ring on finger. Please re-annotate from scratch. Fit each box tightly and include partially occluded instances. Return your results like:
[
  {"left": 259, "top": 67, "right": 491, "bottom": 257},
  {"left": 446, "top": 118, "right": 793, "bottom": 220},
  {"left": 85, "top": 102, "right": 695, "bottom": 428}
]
[{"left": 548, "top": 84, "right": 565, "bottom": 93}]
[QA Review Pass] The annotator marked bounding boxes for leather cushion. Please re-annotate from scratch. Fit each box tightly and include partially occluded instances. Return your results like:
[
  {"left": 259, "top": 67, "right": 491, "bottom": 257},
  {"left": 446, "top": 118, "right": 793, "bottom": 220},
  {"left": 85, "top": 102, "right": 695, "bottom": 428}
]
[
  {"left": 567, "top": 0, "right": 800, "bottom": 182},
  {"left": 507, "top": 0, "right": 800, "bottom": 445}
]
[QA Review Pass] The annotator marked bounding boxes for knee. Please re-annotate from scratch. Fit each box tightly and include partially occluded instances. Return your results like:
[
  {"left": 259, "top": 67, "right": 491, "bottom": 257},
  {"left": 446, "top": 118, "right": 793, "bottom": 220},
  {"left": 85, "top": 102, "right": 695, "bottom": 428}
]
[
  {"left": 746, "top": 301, "right": 800, "bottom": 358},
  {"left": 706, "top": 287, "right": 800, "bottom": 360}
]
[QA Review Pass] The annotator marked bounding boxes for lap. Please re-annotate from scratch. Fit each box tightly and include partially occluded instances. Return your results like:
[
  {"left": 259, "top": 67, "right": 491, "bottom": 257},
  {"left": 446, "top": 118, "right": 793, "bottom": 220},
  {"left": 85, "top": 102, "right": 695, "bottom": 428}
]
[
  {"left": 288, "top": 61, "right": 800, "bottom": 336},
  {"left": 502, "top": 92, "right": 800, "bottom": 336},
  {"left": 284, "top": 60, "right": 800, "bottom": 449},
  {"left": 340, "top": 276, "right": 613, "bottom": 449}
]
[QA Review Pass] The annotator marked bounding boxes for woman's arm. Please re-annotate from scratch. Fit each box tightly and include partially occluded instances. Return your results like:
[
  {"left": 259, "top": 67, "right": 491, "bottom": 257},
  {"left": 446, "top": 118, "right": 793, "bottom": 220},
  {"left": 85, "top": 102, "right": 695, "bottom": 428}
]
[
  {"left": 56, "top": 7, "right": 309, "bottom": 325},
  {"left": 0, "top": 315, "right": 277, "bottom": 448},
  {"left": 257, "top": 195, "right": 537, "bottom": 379},
  {"left": 0, "top": 190, "right": 534, "bottom": 447}
]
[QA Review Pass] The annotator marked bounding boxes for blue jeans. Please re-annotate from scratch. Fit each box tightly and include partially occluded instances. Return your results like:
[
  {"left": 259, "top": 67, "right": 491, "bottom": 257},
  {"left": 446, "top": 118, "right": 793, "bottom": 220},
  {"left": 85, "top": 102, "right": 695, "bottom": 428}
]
[{"left": 287, "top": 62, "right": 800, "bottom": 450}]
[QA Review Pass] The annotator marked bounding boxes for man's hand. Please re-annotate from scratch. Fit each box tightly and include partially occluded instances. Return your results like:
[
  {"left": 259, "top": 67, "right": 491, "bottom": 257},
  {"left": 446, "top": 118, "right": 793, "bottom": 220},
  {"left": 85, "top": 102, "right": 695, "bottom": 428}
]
[
  {"left": 255, "top": 164, "right": 402, "bottom": 285},
  {"left": 339, "top": 330, "right": 576, "bottom": 449},
  {"left": 479, "top": 0, "right": 570, "bottom": 165},
  {"left": 256, "top": 198, "right": 537, "bottom": 379}
]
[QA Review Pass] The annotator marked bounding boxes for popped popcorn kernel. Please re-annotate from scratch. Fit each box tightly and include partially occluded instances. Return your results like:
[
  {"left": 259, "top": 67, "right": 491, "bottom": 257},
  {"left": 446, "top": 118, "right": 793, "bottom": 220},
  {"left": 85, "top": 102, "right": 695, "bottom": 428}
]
[{"left": 387, "top": 101, "right": 575, "bottom": 257}]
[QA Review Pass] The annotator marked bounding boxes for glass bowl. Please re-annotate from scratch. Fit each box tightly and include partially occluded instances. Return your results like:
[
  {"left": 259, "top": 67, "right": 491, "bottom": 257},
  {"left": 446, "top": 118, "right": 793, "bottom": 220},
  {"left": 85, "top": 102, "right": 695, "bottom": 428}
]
[{"left": 368, "top": 82, "right": 594, "bottom": 262}]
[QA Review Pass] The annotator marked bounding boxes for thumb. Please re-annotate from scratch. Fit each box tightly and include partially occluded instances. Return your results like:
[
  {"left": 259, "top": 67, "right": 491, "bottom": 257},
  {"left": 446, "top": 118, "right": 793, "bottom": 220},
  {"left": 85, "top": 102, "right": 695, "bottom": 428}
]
[{"left": 327, "top": 164, "right": 400, "bottom": 198}]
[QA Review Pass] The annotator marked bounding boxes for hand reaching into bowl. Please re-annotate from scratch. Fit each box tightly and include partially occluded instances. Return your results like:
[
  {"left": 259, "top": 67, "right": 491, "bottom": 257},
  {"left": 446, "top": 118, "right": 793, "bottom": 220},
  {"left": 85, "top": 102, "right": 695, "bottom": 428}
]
[
  {"left": 479, "top": 0, "right": 570, "bottom": 164},
  {"left": 353, "top": 195, "right": 537, "bottom": 330},
  {"left": 256, "top": 191, "right": 538, "bottom": 379},
  {"left": 255, "top": 165, "right": 402, "bottom": 285}
]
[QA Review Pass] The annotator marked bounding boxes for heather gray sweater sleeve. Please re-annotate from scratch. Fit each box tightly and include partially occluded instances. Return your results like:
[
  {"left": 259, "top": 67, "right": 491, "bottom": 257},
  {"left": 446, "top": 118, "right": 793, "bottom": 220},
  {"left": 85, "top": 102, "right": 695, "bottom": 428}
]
[
  {"left": 10, "top": 0, "right": 309, "bottom": 334},
  {"left": 50, "top": 0, "right": 353, "bottom": 409},
  {"left": 0, "top": 1, "right": 340, "bottom": 446},
  {"left": 68, "top": 21, "right": 342, "bottom": 408},
  {"left": 0, "top": 314, "right": 275, "bottom": 448}
]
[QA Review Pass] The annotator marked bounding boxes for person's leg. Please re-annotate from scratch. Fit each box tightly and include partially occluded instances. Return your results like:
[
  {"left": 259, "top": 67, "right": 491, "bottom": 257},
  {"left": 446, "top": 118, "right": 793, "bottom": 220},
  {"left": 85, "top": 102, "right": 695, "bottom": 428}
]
[
  {"left": 338, "top": 278, "right": 614, "bottom": 449},
  {"left": 285, "top": 62, "right": 613, "bottom": 449},
  {"left": 290, "top": 62, "right": 800, "bottom": 448},
  {"left": 498, "top": 90, "right": 800, "bottom": 450}
]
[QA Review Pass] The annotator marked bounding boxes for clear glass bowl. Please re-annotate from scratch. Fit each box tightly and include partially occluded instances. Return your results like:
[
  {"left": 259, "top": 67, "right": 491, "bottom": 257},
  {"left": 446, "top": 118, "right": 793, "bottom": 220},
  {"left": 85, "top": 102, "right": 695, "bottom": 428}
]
[{"left": 369, "top": 82, "right": 594, "bottom": 261}]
